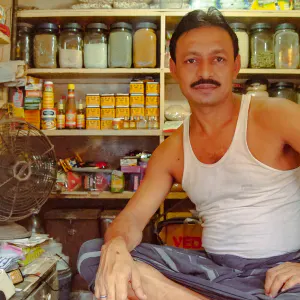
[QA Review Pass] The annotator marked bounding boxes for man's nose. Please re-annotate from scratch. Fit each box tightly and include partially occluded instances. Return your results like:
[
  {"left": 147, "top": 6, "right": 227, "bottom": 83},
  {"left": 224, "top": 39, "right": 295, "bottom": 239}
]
[{"left": 196, "top": 60, "right": 213, "bottom": 79}]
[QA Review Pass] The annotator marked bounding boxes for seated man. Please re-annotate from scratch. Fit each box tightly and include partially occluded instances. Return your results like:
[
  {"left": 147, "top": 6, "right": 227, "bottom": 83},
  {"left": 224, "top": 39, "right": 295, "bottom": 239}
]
[{"left": 78, "top": 8, "right": 300, "bottom": 300}]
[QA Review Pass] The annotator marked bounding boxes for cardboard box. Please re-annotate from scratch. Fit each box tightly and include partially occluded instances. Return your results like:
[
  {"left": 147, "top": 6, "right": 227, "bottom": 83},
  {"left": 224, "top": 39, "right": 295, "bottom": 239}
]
[
  {"left": 101, "top": 108, "right": 115, "bottom": 119},
  {"left": 26, "top": 90, "right": 43, "bottom": 98},
  {"left": 116, "top": 93, "right": 130, "bottom": 107},
  {"left": 86, "top": 94, "right": 100, "bottom": 106},
  {"left": 101, "top": 94, "right": 115, "bottom": 108},
  {"left": 86, "top": 107, "right": 101, "bottom": 118},
  {"left": 146, "top": 95, "right": 160, "bottom": 106},
  {"left": 130, "top": 81, "right": 144, "bottom": 94},
  {"left": 121, "top": 166, "right": 141, "bottom": 173},
  {"left": 130, "top": 94, "right": 144, "bottom": 107},
  {"left": 101, "top": 119, "right": 113, "bottom": 130},
  {"left": 146, "top": 82, "right": 160, "bottom": 94},
  {"left": 116, "top": 107, "right": 130, "bottom": 118},
  {"left": 86, "top": 118, "right": 100, "bottom": 130},
  {"left": 130, "top": 107, "right": 145, "bottom": 117},
  {"left": 25, "top": 109, "right": 40, "bottom": 123},
  {"left": 120, "top": 158, "right": 138, "bottom": 167},
  {"left": 145, "top": 106, "right": 159, "bottom": 117}
]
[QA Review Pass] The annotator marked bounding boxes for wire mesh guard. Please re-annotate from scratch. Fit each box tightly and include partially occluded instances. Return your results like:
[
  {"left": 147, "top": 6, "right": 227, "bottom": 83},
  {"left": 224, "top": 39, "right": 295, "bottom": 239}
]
[{"left": 0, "top": 119, "right": 57, "bottom": 222}]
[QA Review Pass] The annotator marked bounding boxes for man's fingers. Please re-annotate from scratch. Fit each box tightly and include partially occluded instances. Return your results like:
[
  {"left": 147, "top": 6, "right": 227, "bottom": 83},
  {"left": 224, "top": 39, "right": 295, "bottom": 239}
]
[
  {"left": 115, "top": 274, "right": 129, "bottom": 300},
  {"left": 131, "top": 267, "right": 147, "bottom": 300},
  {"left": 282, "top": 275, "right": 300, "bottom": 292},
  {"left": 107, "top": 274, "right": 116, "bottom": 300},
  {"left": 264, "top": 264, "right": 291, "bottom": 293},
  {"left": 268, "top": 271, "right": 292, "bottom": 298}
]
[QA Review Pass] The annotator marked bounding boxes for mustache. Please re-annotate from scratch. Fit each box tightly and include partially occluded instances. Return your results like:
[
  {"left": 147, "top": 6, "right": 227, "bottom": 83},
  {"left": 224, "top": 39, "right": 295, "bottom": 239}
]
[{"left": 190, "top": 78, "right": 221, "bottom": 88}]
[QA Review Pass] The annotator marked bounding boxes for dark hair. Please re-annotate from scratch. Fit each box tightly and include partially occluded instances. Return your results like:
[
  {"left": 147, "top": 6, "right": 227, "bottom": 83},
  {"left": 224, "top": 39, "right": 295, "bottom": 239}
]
[{"left": 170, "top": 7, "right": 239, "bottom": 63}]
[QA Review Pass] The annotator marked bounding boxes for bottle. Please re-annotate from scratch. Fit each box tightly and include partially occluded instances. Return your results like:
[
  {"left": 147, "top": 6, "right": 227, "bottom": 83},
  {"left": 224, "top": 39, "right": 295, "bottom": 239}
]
[
  {"left": 65, "top": 84, "right": 77, "bottom": 129},
  {"left": 137, "top": 116, "right": 147, "bottom": 129},
  {"left": 76, "top": 98, "right": 85, "bottom": 129},
  {"left": 153, "top": 116, "right": 159, "bottom": 129},
  {"left": 57, "top": 96, "right": 66, "bottom": 130},
  {"left": 148, "top": 116, "right": 154, "bottom": 129},
  {"left": 123, "top": 116, "right": 129, "bottom": 129},
  {"left": 129, "top": 116, "right": 136, "bottom": 129}
]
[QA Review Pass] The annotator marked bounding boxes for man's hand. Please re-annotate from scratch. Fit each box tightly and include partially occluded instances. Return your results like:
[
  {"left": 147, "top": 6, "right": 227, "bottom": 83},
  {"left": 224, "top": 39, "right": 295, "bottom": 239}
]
[
  {"left": 264, "top": 262, "right": 300, "bottom": 298},
  {"left": 94, "top": 237, "right": 147, "bottom": 300}
]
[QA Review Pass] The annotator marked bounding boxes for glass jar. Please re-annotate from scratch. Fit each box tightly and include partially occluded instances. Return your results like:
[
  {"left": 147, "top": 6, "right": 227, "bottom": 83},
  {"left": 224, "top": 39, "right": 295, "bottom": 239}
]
[
  {"left": 133, "top": 22, "right": 157, "bottom": 68},
  {"left": 274, "top": 23, "right": 299, "bottom": 69},
  {"left": 232, "top": 83, "right": 245, "bottom": 95},
  {"left": 59, "top": 23, "right": 83, "bottom": 69},
  {"left": 108, "top": 22, "right": 132, "bottom": 68},
  {"left": 246, "top": 77, "right": 269, "bottom": 97},
  {"left": 34, "top": 23, "right": 58, "bottom": 68},
  {"left": 269, "top": 82, "right": 296, "bottom": 102},
  {"left": 230, "top": 23, "right": 249, "bottom": 69},
  {"left": 84, "top": 23, "right": 108, "bottom": 69},
  {"left": 297, "top": 85, "right": 300, "bottom": 104},
  {"left": 250, "top": 23, "right": 274, "bottom": 69},
  {"left": 16, "top": 23, "right": 34, "bottom": 68},
  {"left": 294, "top": 0, "right": 300, "bottom": 10}
]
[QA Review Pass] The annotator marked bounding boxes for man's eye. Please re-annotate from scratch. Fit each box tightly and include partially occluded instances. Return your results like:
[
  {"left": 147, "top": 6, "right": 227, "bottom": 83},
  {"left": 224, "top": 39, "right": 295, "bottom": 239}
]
[
  {"left": 215, "top": 57, "right": 225, "bottom": 62},
  {"left": 186, "top": 58, "right": 196, "bottom": 64}
]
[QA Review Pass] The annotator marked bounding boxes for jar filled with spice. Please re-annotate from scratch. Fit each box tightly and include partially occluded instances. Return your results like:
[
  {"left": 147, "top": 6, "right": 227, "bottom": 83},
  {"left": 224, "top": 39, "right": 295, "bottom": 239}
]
[
  {"left": 133, "top": 22, "right": 157, "bottom": 68},
  {"left": 246, "top": 77, "right": 269, "bottom": 97},
  {"left": 59, "top": 23, "right": 83, "bottom": 69},
  {"left": 34, "top": 23, "right": 58, "bottom": 68},
  {"left": 108, "top": 22, "right": 132, "bottom": 68},
  {"left": 84, "top": 23, "right": 108, "bottom": 69},
  {"left": 250, "top": 23, "right": 274, "bottom": 69},
  {"left": 274, "top": 23, "right": 299, "bottom": 69},
  {"left": 16, "top": 23, "right": 34, "bottom": 68},
  {"left": 269, "top": 82, "right": 296, "bottom": 102}
]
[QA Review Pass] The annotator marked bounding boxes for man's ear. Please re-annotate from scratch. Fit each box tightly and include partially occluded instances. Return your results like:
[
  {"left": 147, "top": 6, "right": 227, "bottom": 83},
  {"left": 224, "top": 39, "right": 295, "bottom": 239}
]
[
  {"left": 233, "top": 54, "right": 241, "bottom": 80},
  {"left": 169, "top": 58, "right": 179, "bottom": 82}
]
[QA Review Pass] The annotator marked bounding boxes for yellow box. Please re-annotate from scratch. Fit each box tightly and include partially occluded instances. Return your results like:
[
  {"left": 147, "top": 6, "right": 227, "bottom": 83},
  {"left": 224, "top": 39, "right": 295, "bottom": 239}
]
[
  {"left": 13, "top": 107, "right": 25, "bottom": 118},
  {"left": 101, "top": 108, "right": 115, "bottom": 119},
  {"left": 130, "top": 94, "right": 144, "bottom": 107},
  {"left": 130, "top": 107, "right": 145, "bottom": 117},
  {"left": 86, "top": 107, "right": 101, "bottom": 118},
  {"left": 146, "top": 82, "right": 160, "bottom": 94},
  {"left": 101, "top": 119, "right": 113, "bottom": 130},
  {"left": 101, "top": 94, "right": 115, "bottom": 108},
  {"left": 146, "top": 95, "right": 160, "bottom": 106},
  {"left": 145, "top": 106, "right": 159, "bottom": 117},
  {"left": 116, "top": 93, "right": 130, "bottom": 107},
  {"left": 86, "top": 118, "right": 100, "bottom": 130},
  {"left": 86, "top": 94, "right": 100, "bottom": 106},
  {"left": 130, "top": 81, "right": 144, "bottom": 94},
  {"left": 25, "top": 110, "right": 40, "bottom": 123},
  {"left": 116, "top": 107, "right": 130, "bottom": 118}
]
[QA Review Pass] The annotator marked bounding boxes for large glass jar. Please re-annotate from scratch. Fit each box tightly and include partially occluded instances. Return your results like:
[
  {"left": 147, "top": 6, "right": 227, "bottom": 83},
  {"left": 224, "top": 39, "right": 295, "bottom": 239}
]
[
  {"left": 246, "top": 77, "right": 269, "bottom": 97},
  {"left": 269, "top": 82, "right": 296, "bottom": 102},
  {"left": 34, "top": 23, "right": 58, "bottom": 68},
  {"left": 133, "top": 22, "right": 157, "bottom": 68},
  {"left": 250, "top": 23, "right": 274, "bottom": 69},
  {"left": 16, "top": 23, "right": 34, "bottom": 68},
  {"left": 84, "top": 23, "right": 108, "bottom": 69},
  {"left": 274, "top": 23, "right": 299, "bottom": 69},
  {"left": 108, "top": 22, "right": 132, "bottom": 68},
  {"left": 230, "top": 23, "right": 249, "bottom": 69},
  {"left": 59, "top": 23, "right": 83, "bottom": 69}
]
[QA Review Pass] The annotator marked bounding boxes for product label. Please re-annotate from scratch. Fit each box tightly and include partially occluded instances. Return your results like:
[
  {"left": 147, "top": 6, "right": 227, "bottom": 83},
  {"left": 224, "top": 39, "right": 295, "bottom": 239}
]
[
  {"left": 66, "top": 113, "right": 76, "bottom": 128},
  {"left": 77, "top": 114, "right": 85, "bottom": 128},
  {"left": 57, "top": 115, "right": 66, "bottom": 129}
]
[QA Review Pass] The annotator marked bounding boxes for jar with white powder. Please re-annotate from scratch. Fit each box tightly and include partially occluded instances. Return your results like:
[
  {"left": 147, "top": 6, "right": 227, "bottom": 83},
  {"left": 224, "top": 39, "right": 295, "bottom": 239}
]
[
  {"left": 84, "top": 23, "right": 108, "bottom": 68},
  {"left": 59, "top": 23, "right": 83, "bottom": 69},
  {"left": 230, "top": 23, "right": 249, "bottom": 69}
]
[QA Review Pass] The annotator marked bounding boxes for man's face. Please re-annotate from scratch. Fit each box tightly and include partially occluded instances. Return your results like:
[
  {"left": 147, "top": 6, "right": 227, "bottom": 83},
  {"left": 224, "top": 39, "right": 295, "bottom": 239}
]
[{"left": 170, "top": 26, "right": 240, "bottom": 107}]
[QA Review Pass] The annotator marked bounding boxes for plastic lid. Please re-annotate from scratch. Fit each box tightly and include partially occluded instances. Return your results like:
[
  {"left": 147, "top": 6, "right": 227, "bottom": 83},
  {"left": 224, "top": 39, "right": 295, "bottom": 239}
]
[
  {"left": 62, "top": 23, "right": 83, "bottom": 31},
  {"left": 250, "top": 23, "right": 271, "bottom": 31},
  {"left": 86, "top": 23, "right": 108, "bottom": 31},
  {"left": 36, "top": 23, "right": 59, "bottom": 31},
  {"left": 136, "top": 22, "right": 157, "bottom": 30},
  {"left": 245, "top": 76, "right": 269, "bottom": 86},
  {"left": 44, "top": 81, "right": 53, "bottom": 85},
  {"left": 276, "top": 23, "right": 296, "bottom": 31},
  {"left": 111, "top": 22, "right": 132, "bottom": 31},
  {"left": 229, "top": 23, "right": 247, "bottom": 31},
  {"left": 68, "top": 84, "right": 75, "bottom": 90},
  {"left": 270, "top": 82, "right": 294, "bottom": 89}
]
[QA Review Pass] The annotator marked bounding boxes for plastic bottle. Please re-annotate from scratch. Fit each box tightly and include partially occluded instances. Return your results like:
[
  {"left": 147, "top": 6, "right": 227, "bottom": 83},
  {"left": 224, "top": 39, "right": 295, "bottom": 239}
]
[
  {"left": 66, "top": 84, "right": 77, "bottom": 129},
  {"left": 76, "top": 98, "right": 85, "bottom": 129}
]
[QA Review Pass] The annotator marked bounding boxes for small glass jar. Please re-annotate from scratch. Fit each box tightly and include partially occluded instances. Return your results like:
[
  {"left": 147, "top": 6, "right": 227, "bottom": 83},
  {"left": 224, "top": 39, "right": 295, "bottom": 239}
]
[
  {"left": 269, "top": 82, "right": 296, "bottom": 102},
  {"left": 108, "top": 22, "right": 133, "bottom": 68},
  {"left": 230, "top": 23, "right": 249, "bottom": 69},
  {"left": 112, "top": 118, "right": 124, "bottom": 130},
  {"left": 16, "top": 23, "right": 34, "bottom": 68},
  {"left": 59, "top": 23, "right": 83, "bottom": 69},
  {"left": 133, "top": 22, "right": 157, "bottom": 68},
  {"left": 250, "top": 23, "right": 274, "bottom": 69},
  {"left": 34, "top": 23, "right": 59, "bottom": 68},
  {"left": 84, "top": 23, "right": 108, "bottom": 69},
  {"left": 274, "top": 23, "right": 299, "bottom": 69},
  {"left": 246, "top": 77, "right": 269, "bottom": 97}
]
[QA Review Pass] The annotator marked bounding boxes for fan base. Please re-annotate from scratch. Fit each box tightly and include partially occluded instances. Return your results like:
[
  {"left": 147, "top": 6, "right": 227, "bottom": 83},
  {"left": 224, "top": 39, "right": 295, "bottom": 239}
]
[{"left": 0, "top": 223, "right": 31, "bottom": 240}]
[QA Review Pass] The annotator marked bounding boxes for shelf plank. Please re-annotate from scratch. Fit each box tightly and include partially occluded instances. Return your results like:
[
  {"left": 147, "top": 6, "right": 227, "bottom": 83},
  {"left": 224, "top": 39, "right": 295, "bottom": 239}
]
[{"left": 0, "top": 32, "right": 10, "bottom": 44}]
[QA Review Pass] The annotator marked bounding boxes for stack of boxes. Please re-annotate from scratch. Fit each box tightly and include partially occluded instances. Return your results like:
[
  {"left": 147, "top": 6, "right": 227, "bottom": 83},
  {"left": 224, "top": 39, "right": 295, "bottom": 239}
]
[
  {"left": 86, "top": 94, "right": 101, "bottom": 130},
  {"left": 115, "top": 93, "right": 130, "bottom": 121},
  {"left": 130, "top": 80, "right": 145, "bottom": 119},
  {"left": 101, "top": 94, "right": 115, "bottom": 130},
  {"left": 145, "top": 81, "right": 160, "bottom": 121}
]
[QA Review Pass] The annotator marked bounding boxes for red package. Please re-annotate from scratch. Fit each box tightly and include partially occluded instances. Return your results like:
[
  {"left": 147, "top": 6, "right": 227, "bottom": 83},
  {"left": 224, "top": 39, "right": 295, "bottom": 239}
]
[
  {"left": 67, "top": 172, "right": 82, "bottom": 192},
  {"left": 94, "top": 173, "right": 111, "bottom": 192}
]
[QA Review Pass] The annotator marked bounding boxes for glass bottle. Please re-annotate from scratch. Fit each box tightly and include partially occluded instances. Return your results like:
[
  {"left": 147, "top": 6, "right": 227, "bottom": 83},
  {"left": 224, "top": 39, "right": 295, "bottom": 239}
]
[
  {"left": 153, "top": 116, "right": 159, "bottom": 129},
  {"left": 268, "top": 82, "right": 296, "bottom": 102},
  {"left": 246, "top": 77, "right": 269, "bottom": 97},
  {"left": 123, "top": 117, "right": 130, "bottom": 129},
  {"left": 77, "top": 99, "right": 85, "bottom": 129},
  {"left": 16, "top": 23, "right": 34, "bottom": 68},
  {"left": 57, "top": 96, "right": 66, "bottom": 130},
  {"left": 66, "top": 84, "right": 77, "bottom": 129},
  {"left": 129, "top": 116, "right": 136, "bottom": 129},
  {"left": 137, "top": 116, "right": 147, "bottom": 129}
]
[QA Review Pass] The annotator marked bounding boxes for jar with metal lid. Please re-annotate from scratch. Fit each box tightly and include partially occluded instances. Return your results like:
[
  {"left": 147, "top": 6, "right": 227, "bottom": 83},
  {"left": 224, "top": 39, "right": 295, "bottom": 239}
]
[
  {"left": 108, "top": 22, "right": 132, "bottom": 68},
  {"left": 250, "top": 23, "right": 274, "bottom": 69},
  {"left": 59, "top": 23, "right": 83, "bottom": 69},
  {"left": 34, "top": 23, "right": 58, "bottom": 68},
  {"left": 246, "top": 77, "right": 269, "bottom": 97},
  {"left": 269, "top": 82, "right": 296, "bottom": 102},
  {"left": 229, "top": 23, "right": 249, "bottom": 69},
  {"left": 16, "top": 23, "right": 34, "bottom": 68},
  {"left": 84, "top": 23, "right": 108, "bottom": 69},
  {"left": 274, "top": 23, "right": 299, "bottom": 69},
  {"left": 133, "top": 22, "right": 157, "bottom": 68}
]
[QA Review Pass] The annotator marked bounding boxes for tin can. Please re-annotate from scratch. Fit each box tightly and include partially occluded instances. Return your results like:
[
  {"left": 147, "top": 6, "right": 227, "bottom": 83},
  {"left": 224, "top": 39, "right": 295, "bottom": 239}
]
[{"left": 41, "top": 108, "right": 56, "bottom": 130}]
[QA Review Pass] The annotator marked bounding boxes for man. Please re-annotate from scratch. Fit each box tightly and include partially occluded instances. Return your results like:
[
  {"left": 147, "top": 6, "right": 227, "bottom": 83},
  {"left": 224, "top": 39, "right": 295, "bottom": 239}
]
[{"left": 78, "top": 8, "right": 300, "bottom": 300}]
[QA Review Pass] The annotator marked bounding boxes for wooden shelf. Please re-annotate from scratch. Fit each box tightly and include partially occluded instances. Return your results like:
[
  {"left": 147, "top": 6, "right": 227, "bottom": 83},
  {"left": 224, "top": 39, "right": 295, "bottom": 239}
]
[{"left": 0, "top": 32, "right": 10, "bottom": 45}]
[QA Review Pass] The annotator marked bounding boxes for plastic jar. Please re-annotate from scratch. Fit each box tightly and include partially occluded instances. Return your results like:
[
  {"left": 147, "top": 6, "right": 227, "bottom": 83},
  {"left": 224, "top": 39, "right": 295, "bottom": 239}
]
[
  {"left": 274, "top": 23, "right": 299, "bottom": 69},
  {"left": 269, "top": 82, "right": 296, "bottom": 102},
  {"left": 59, "top": 23, "right": 83, "bottom": 69},
  {"left": 16, "top": 23, "right": 34, "bottom": 68},
  {"left": 34, "top": 23, "right": 58, "bottom": 68},
  {"left": 84, "top": 23, "right": 108, "bottom": 69},
  {"left": 133, "top": 22, "right": 157, "bottom": 68},
  {"left": 229, "top": 23, "right": 249, "bottom": 69},
  {"left": 246, "top": 77, "right": 269, "bottom": 97},
  {"left": 250, "top": 23, "right": 274, "bottom": 69},
  {"left": 108, "top": 22, "right": 132, "bottom": 68}
]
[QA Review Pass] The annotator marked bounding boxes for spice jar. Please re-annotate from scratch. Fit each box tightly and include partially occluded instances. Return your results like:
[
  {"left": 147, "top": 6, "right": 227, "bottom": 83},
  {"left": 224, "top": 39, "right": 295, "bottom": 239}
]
[
  {"left": 133, "top": 22, "right": 157, "bottom": 68},
  {"left": 246, "top": 77, "right": 269, "bottom": 97},
  {"left": 108, "top": 22, "right": 132, "bottom": 68},
  {"left": 84, "top": 23, "right": 108, "bottom": 69},
  {"left": 274, "top": 23, "right": 299, "bottom": 69},
  {"left": 59, "top": 23, "right": 83, "bottom": 69},
  {"left": 16, "top": 23, "right": 34, "bottom": 68},
  {"left": 250, "top": 23, "right": 274, "bottom": 69},
  {"left": 34, "top": 23, "right": 58, "bottom": 68},
  {"left": 269, "top": 82, "right": 296, "bottom": 102},
  {"left": 229, "top": 23, "right": 249, "bottom": 69}
]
